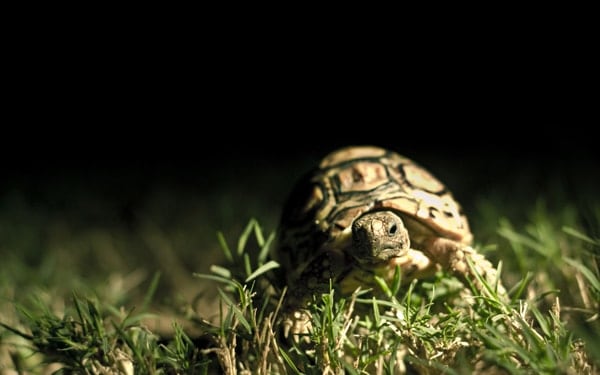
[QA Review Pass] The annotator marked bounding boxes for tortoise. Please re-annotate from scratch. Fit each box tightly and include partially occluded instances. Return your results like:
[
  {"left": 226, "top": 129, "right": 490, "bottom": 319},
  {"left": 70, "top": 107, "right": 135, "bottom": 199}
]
[{"left": 273, "top": 145, "right": 505, "bottom": 336}]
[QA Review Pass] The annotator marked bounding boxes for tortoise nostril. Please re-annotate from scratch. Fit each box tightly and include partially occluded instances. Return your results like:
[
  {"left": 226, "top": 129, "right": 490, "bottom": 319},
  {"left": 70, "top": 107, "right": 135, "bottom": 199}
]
[{"left": 389, "top": 224, "right": 397, "bottom": 236}]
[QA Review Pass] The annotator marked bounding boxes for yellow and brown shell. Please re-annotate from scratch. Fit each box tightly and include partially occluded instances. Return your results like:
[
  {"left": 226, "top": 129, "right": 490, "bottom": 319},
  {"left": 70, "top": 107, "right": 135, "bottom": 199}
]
[{"left": 274, "top": 145, "right": 473, "bottom": 298}]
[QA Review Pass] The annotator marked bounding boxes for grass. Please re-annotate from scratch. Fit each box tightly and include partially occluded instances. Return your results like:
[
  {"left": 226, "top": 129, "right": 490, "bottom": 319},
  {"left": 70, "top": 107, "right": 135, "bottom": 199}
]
[
  {"left": 1, "top": 160, "right": 599, "bottom": 374},
  {"left": 1, "top": 205, "right": 598, "bottom": 374}
]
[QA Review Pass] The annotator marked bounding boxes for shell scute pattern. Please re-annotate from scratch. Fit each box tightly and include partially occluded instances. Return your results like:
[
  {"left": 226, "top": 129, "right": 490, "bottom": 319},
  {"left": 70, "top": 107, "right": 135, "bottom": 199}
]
[{"left": 274, "top": 145, "right": 501, "bottom": 310}]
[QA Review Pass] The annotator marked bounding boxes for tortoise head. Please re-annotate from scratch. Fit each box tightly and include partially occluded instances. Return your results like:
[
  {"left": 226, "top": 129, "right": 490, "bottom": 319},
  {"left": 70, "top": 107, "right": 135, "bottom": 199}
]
[{"left": 351, "top": 210, "right": 410, "bottom": 264}]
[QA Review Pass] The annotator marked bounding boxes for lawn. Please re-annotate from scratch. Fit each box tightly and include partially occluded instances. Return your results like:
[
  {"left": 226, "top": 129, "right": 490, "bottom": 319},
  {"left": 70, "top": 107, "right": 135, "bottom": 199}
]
[{"left": 1, "top": 145, "right": 598, "bottom": 374}]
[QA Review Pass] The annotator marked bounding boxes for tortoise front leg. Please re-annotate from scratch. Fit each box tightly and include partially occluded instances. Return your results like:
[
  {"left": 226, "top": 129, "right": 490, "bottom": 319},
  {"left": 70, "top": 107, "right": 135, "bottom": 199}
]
[
  {"left": 423, "top": 237, "right": 507, "bottom": 297},
  {"left": 279, "top": 250, "right": 347, "bottom": 343}
]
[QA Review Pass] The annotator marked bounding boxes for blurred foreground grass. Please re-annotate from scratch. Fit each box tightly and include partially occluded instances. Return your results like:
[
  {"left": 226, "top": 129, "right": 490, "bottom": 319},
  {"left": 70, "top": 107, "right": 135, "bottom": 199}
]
[{"left": 0, "top": 154, "right": 598, "bottom": 374}]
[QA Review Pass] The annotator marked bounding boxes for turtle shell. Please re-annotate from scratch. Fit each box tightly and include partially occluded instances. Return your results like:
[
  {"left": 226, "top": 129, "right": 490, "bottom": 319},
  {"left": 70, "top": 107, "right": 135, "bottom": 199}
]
[{"left": 274, "top": 145, "right": 473, "bottom": 297}]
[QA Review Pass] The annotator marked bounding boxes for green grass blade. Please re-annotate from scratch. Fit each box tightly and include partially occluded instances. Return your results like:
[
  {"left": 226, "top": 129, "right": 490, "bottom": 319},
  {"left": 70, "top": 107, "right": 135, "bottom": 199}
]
[
  {"left": 210, "top": 265, "right": 232, "bottom": 279},
  {"left": 564, "top": 257, "right": 600, "bottom": 292},
  {"left": 253, "top": 219, "right": 265, "bottom": 247},
  {"left": 0, "top": 321, "right": 33, "bottom": 340},
  {"left": 237, "top": 219, "right": 256, "bottom": 256},
  {"left": 72, "top": 294, "right": 88, "bottom": 336},
  {"left": 278, "top": 347, "right": 302, "bottom": 374},
  {"left": 374, "top": 275, "right": 392, "bottom": 298},
  {"left": 193, "top": 273, "right": 240, "bottom": 289},
  {"left": 121, "top": 311, "right": 158, "bottom": 327},
  {"left": 372, "top": 297, "right": 381, "bottom": 327},
  {"left": 343, "top": 362, "right": 360, "bottom": 375},
  {"left": 245, "top": 260, "right": 279, "bottom": 283},
  {"left": 390, "top": 264, "right": 402, "bottom": 296},
  {"left": 510, "top": 272, "right": 533, "bottom": 302},
  {"left": 355, "top": 298, "right": 398, "bottom": 309},
  {"left": 141, "top": 271, "right": 160, "bottom": 312},
  {"left": 258, "top": 231, "right": 275, "bottom": 265},
  {"left": 86, "top": 299, "right": 105, "bottom": 338},
  {"left": 243, "top": 253, "right": 252, "bottom": 277},
  {"left": 218, "top": 291, "right": 252, "bottom": 335},
  {"left": 478, "top": 323, "right": 533, "bottom": 362},
  {"left": 530, "top": 305, "right": 551, "bottom": 338},
  {"left": 497, "top": 227, "right": 551, "bottom": 257},
  {"left": 562, "top": 226, "right": 600, "bottom": 245},
  {"left": 217, "top": 231, "right": 233, "bottom": 262}
]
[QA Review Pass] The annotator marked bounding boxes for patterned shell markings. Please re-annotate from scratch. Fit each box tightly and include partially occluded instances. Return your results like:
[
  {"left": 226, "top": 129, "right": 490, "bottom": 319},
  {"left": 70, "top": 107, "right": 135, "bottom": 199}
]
[{"left": 275, "top": 145, "right": 473, "bottom": 289}]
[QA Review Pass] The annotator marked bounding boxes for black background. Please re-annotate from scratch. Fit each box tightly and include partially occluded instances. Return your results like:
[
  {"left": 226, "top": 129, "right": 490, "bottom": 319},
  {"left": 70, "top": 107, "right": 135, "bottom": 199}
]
[
  {"left": 2, "top": 119, "right": 597, "bottom": 209},
  {"left": 2, "top": 78, "right": 598, "bottom": 240}
]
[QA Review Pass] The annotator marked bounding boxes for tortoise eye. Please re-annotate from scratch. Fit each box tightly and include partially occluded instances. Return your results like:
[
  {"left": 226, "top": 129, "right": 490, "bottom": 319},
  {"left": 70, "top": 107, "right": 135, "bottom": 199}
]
[{"left": 389, "top": 224, "right": 397, "bottom": 235}]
